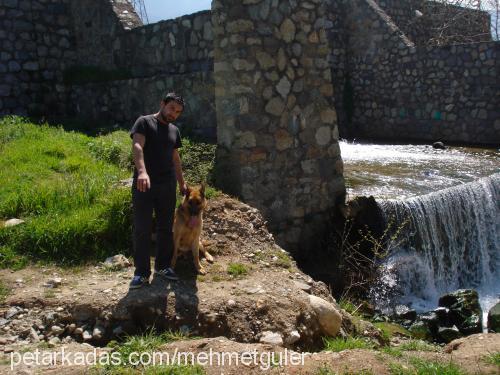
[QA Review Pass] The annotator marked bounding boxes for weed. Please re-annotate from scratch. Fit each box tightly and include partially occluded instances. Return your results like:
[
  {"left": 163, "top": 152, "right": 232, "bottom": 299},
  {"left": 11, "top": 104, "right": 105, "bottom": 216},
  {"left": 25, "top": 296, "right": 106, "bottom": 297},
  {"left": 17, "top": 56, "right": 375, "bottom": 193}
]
[
  {"left": 0, "top": 279, "right": 9, "bottom": 303},
  {"left": 227, "top": 263, "right": 248, "bottom": 277},
  {"left": 389, "top": 357, "right": 465, "bottom": 375},
  {"left": 323, "top": 337, "right": 375, "bottom": 352},
  {"left": 483, "top": 352, "right": 500, "bottom": 366}
]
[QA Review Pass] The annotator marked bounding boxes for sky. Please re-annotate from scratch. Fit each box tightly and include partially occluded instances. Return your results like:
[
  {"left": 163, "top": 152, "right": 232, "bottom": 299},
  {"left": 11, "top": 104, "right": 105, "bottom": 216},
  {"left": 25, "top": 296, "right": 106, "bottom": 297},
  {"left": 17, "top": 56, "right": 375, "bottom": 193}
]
[{"left": 142, "top": 0, "right": 212, "bottom": 23}]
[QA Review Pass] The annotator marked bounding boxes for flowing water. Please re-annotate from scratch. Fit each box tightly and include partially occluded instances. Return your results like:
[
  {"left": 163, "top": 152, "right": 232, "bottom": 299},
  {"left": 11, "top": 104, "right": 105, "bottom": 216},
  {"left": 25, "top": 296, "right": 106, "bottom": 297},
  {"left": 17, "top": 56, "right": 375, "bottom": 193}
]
[{"left": 340, "top": 141, "right": 500, "bottom": 326}]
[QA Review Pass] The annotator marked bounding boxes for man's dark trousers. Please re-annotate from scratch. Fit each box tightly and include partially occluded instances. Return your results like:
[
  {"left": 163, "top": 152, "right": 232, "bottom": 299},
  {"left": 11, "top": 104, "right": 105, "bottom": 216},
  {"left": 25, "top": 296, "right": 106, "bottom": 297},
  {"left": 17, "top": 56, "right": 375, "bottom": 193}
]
[{"left": 132, "top": 178, "right": 176, "bottom": 278}]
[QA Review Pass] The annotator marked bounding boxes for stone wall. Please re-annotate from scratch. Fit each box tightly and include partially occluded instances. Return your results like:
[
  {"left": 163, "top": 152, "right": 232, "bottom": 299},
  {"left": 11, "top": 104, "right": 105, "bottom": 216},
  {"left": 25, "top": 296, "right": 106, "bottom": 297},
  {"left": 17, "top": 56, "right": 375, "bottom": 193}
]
[
  {"left": 70, "top": 0, "right": 142, "bottom": 67},
  {"left": 70, "top": 71, "right": 215, "bottom": 139},
  {"left": 333, "top": 0, "right": 499, "bottom": 145},
  {"left": 111, "top": 11, "right": 213, "bottom": 77},
  {"left": 212, "top": 0, "right": 345, "bottom": 251},
  {"left": 0, "top": 0, "right": 77, "bottom": 116}
]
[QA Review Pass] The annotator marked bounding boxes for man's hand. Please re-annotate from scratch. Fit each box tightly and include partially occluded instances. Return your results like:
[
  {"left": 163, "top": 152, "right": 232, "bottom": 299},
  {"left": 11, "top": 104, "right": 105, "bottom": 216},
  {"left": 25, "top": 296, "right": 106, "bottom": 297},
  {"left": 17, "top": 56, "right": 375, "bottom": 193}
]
[{"left": 137, "top": 171, "right": 151, "bottom": 192}]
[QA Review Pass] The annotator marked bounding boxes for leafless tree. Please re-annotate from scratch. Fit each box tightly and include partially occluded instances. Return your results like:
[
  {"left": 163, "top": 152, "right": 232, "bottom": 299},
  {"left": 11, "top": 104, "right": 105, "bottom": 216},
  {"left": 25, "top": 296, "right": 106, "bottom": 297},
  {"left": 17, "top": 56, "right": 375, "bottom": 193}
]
[
  {"left": 423, "top": 0, "right": 491, "bottom": 45},
  {"left": 483, "top": 0, "right": 499, "bottom": 39}
]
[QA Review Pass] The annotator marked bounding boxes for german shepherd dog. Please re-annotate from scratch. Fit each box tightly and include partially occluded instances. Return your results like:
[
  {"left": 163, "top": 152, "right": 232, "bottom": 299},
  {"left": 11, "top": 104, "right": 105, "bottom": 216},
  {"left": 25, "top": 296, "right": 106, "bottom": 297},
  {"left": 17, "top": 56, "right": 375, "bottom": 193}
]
[{"left": 171, "top": 184, "right": 213, "bottom": 275}]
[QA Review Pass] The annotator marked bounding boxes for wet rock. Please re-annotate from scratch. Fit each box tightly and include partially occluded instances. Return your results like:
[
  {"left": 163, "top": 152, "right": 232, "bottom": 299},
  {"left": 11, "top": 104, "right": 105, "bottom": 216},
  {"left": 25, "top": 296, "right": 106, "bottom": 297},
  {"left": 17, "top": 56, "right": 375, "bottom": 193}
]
[
  {"left": 308, "top": 295, "right": 342, "bottom": 337},
  {"left": 438, "top": 289, "right": 482, "bottom": 335},
  {"left": 409, "top": 320, "right": 433, "bottom": 341},
  {"left": 392, "top": 305, "right": 417, "bottom": 323},
  {"left": 438, "top": 325, "right": 463, "bottom": 342},
  {"left": 432, "top": 141, "right": 446, "bottom": 149},
  {"left": 487, "top": 302, "right": 500, "bottom": 333},
  {"left": 284, "top": 330, "right": 301, "bottom": 345}
]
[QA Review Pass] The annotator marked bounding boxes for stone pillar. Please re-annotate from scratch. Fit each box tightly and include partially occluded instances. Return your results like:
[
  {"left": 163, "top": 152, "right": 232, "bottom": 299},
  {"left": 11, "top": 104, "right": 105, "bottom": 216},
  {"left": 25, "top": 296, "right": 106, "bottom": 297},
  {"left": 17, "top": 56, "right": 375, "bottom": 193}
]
[{"left": 212, "top": 0, "right": 345, "bottom": 251}]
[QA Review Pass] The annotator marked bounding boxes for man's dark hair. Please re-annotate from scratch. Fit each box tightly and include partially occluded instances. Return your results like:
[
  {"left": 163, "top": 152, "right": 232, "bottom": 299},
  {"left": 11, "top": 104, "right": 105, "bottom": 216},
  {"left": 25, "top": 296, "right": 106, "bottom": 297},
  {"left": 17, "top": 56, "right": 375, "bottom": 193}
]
[{"left": 163, "top": 92, "right": 185, "bottom": 108}]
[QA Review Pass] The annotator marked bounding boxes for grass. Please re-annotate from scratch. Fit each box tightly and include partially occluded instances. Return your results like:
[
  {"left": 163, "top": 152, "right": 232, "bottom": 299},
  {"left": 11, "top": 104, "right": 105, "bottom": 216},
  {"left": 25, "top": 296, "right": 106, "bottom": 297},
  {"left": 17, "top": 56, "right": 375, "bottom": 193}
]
[
  {"left": 0, "top": 279, "right": 8, "bottom": 303},
  {"left": 323, "top": 337, "right": 375, "bottom": 352},
  {"left": 388, "top": 357, "right": 465, "bottom": 375},
  {"left": 483, "top": 352, "right": 500, "bottom": 366},
  {"left": 339, "top": 298, "right": 362, "bottom": 316},
  {"left": 382, "top": 340, "right": 440, "bottom": 358},
  {"left": 0, "top": 116, "right": 219, "bottom": 269},
  {"left": 373, "top": 322, "right": 412, "bottom": 342},
  {"left": 226, "top": 263, "right": 249, "bottom": 277},
  {"left": 315, "top": 366, "right": 375, "bottom": 375},
  {"left": 96, "top": 329, "right": 204, "bottom": 374},
  {"left": 273, "top": 249, "right": 292, "bottom": 269}
]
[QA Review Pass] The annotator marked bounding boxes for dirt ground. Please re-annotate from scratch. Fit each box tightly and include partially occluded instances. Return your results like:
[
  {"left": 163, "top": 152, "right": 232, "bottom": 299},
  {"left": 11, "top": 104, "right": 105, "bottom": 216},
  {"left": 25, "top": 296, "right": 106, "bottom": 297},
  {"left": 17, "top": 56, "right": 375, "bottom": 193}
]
[{"left": 0, "top": 195, "right": 499, "bottom": 374}]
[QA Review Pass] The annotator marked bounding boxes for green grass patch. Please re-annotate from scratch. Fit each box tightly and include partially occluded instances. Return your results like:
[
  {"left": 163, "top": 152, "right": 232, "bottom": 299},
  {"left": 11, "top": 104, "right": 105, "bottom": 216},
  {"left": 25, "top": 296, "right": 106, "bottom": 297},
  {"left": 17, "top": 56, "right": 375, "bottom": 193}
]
[
  {"left": 97, "top": 329, "right": 203, "bottom": 374},
  {"left": 389, "top": 357, "right": 465, "bottom": 375},
  {"left": 382, "top": 340, "right": 439, "bottom": 358},
  {"left": 339, "top": 298, "right": 362, "bottom": 316},
  {"left": 0, "top": 116, "right": 220, "bottom": 268},
  {"left": 323, "top": 337, "right": 375, "bottom": 352},
  {"left": 483, "top": 352, "right": 500, "bottom": 366},
  {"left": 227, "top": 263, "right": 249, "bottom": 277},
  {"left": 373, "top": 322, "right": 412, "bottom": 341}
]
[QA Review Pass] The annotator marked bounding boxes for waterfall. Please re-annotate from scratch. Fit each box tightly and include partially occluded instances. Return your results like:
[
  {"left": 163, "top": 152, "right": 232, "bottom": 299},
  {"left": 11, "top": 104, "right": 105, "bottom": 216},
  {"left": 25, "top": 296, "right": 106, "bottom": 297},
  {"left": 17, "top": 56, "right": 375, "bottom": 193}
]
[{"left": 372, "top": 173, "right": 500, "bottom": 325}]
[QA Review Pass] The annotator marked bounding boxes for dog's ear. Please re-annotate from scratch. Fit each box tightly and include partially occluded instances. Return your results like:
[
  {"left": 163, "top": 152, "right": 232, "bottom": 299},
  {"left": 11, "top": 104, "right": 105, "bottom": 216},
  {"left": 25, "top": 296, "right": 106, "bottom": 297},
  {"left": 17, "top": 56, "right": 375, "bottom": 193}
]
[
  {"left": 184, "top": 186, "right": 191, "bottom": 198},
  {"left": 200, "top": 183, "right": 206, "bottom": 198}
]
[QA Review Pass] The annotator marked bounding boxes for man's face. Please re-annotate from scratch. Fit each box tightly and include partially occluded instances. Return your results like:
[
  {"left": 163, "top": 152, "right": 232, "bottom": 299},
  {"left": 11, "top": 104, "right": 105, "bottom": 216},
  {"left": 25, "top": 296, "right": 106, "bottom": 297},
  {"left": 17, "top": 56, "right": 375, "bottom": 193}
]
[{"left": 160, "top": 100, "right": 183, "bottom": 122}]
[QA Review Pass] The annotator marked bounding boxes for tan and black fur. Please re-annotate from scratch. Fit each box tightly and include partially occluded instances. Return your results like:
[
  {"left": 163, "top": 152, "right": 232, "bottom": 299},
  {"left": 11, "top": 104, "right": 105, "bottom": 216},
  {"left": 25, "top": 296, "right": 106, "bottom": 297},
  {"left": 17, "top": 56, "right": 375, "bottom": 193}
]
[{"left": 171, "top": 184, "right": 213, "bottom": 274}]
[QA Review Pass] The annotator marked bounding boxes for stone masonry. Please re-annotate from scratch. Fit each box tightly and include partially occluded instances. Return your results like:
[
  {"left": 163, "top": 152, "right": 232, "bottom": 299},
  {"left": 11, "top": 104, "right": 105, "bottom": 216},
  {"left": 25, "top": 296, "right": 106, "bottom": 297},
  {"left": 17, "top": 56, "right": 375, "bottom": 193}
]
[{"left": 212, "top": 0, "right": 345, "bottom": 251}]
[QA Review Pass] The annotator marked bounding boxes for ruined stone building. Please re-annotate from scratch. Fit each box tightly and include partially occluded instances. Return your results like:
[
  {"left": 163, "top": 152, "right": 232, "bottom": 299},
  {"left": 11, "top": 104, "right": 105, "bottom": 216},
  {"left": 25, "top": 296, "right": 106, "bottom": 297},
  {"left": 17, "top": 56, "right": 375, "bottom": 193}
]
[{"left": 1, "top": 0, "right": 498, "bottom": 249}]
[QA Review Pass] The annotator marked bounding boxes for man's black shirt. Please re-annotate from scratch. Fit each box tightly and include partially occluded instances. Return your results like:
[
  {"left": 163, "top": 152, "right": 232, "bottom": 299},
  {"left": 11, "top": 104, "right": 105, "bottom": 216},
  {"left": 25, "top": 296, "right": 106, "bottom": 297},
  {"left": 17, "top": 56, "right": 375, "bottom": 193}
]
[{"left": 130, "top": 114, "right": 182, "bottom": 184}]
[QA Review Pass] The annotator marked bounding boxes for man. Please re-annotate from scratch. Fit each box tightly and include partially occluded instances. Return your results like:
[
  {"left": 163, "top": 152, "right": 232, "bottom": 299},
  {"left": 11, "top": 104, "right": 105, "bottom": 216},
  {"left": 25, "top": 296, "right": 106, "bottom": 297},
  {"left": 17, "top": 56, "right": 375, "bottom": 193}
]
[{"left": 129, "top": 92, "right": 187, "bottom": 289}]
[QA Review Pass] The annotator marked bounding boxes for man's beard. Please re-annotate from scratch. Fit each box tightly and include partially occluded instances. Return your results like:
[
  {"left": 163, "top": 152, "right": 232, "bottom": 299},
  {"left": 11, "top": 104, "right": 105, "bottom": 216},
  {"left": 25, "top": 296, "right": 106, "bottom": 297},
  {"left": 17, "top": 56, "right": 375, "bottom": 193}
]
[{"left": 158, "top": 111, "right": 172, "bottom": 123}]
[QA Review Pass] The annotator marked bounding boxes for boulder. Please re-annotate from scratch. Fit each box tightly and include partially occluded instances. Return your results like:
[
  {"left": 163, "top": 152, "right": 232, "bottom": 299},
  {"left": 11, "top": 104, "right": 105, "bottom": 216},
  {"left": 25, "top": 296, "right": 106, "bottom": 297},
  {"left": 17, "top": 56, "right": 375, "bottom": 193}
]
[
  {"left": 438, "top": 289, "right": 482, "bottom": 335},
  {"left": 409, "top": 320, "right": 433, "bottom": 341},
  {"left": 438, "top": 325, "right": 463, "bottom": 343},
  {"left": 308, "top": 295, "right": 342, "bottom": 337},
  {"left": 392, "top": 305, "right": 417, "bottom": 323},
  {"left": 432, "top": 141, "right": 446, "bottom": 150},
  {"left": 487, "top": 302, "right": 500, "bottom": 333},
  {"left": 4, "top": 218, "right": 25, "bottom": 227}
]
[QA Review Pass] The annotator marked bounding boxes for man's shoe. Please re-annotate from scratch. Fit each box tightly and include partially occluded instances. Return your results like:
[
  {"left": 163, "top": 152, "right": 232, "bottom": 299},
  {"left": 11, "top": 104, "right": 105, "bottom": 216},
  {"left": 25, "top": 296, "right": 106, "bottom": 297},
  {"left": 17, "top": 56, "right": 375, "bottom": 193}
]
[
  {"left": 155, "top": 267, "right": 179, "bottom": 281},
  {"left": 129, "top": 276, "right": 149, "bottom": 289}
]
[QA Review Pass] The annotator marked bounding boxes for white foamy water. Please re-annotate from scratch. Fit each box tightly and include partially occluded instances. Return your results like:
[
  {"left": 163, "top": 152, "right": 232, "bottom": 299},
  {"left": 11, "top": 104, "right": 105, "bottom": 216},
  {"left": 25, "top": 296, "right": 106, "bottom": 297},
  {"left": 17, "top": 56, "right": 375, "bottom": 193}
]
[{"left": 372, "top": 174, "right": 500, "bottom": 329}]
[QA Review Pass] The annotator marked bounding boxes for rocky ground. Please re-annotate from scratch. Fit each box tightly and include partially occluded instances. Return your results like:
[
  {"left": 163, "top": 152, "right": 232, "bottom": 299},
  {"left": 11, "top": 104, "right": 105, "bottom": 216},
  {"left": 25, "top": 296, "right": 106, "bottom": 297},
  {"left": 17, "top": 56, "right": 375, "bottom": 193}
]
[{"left": 0, "top": 195, "right": 499, "bottom": 374}]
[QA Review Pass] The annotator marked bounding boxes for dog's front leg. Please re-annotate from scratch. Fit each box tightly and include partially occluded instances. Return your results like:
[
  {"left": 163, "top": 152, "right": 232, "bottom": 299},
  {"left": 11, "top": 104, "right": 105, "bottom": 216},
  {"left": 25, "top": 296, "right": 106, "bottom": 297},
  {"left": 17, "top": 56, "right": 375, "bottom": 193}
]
[
  {"left": 191, "top": 237, "right": 206, "bottom": 275},
  {"left": 171, "top": 232, "right": 180, "bottom": 269}
]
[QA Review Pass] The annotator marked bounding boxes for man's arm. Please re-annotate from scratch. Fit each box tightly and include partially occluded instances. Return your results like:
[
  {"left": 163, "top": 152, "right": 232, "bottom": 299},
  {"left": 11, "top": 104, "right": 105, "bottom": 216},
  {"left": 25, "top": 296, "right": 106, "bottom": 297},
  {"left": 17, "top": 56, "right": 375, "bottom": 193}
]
[
  {"left": 172, "top": 149, "right": 187, "bottom": 195},
  {"left": 132, "top": 133, "right": 150, "bottom": 192}
]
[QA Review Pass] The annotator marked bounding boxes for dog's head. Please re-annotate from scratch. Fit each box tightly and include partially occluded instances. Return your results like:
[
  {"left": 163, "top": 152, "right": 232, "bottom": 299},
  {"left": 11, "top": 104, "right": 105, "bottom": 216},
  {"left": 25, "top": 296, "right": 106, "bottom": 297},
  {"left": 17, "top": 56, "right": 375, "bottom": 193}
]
[{"left": 182, "top": 184, "right": 207, "bottom": 218}]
